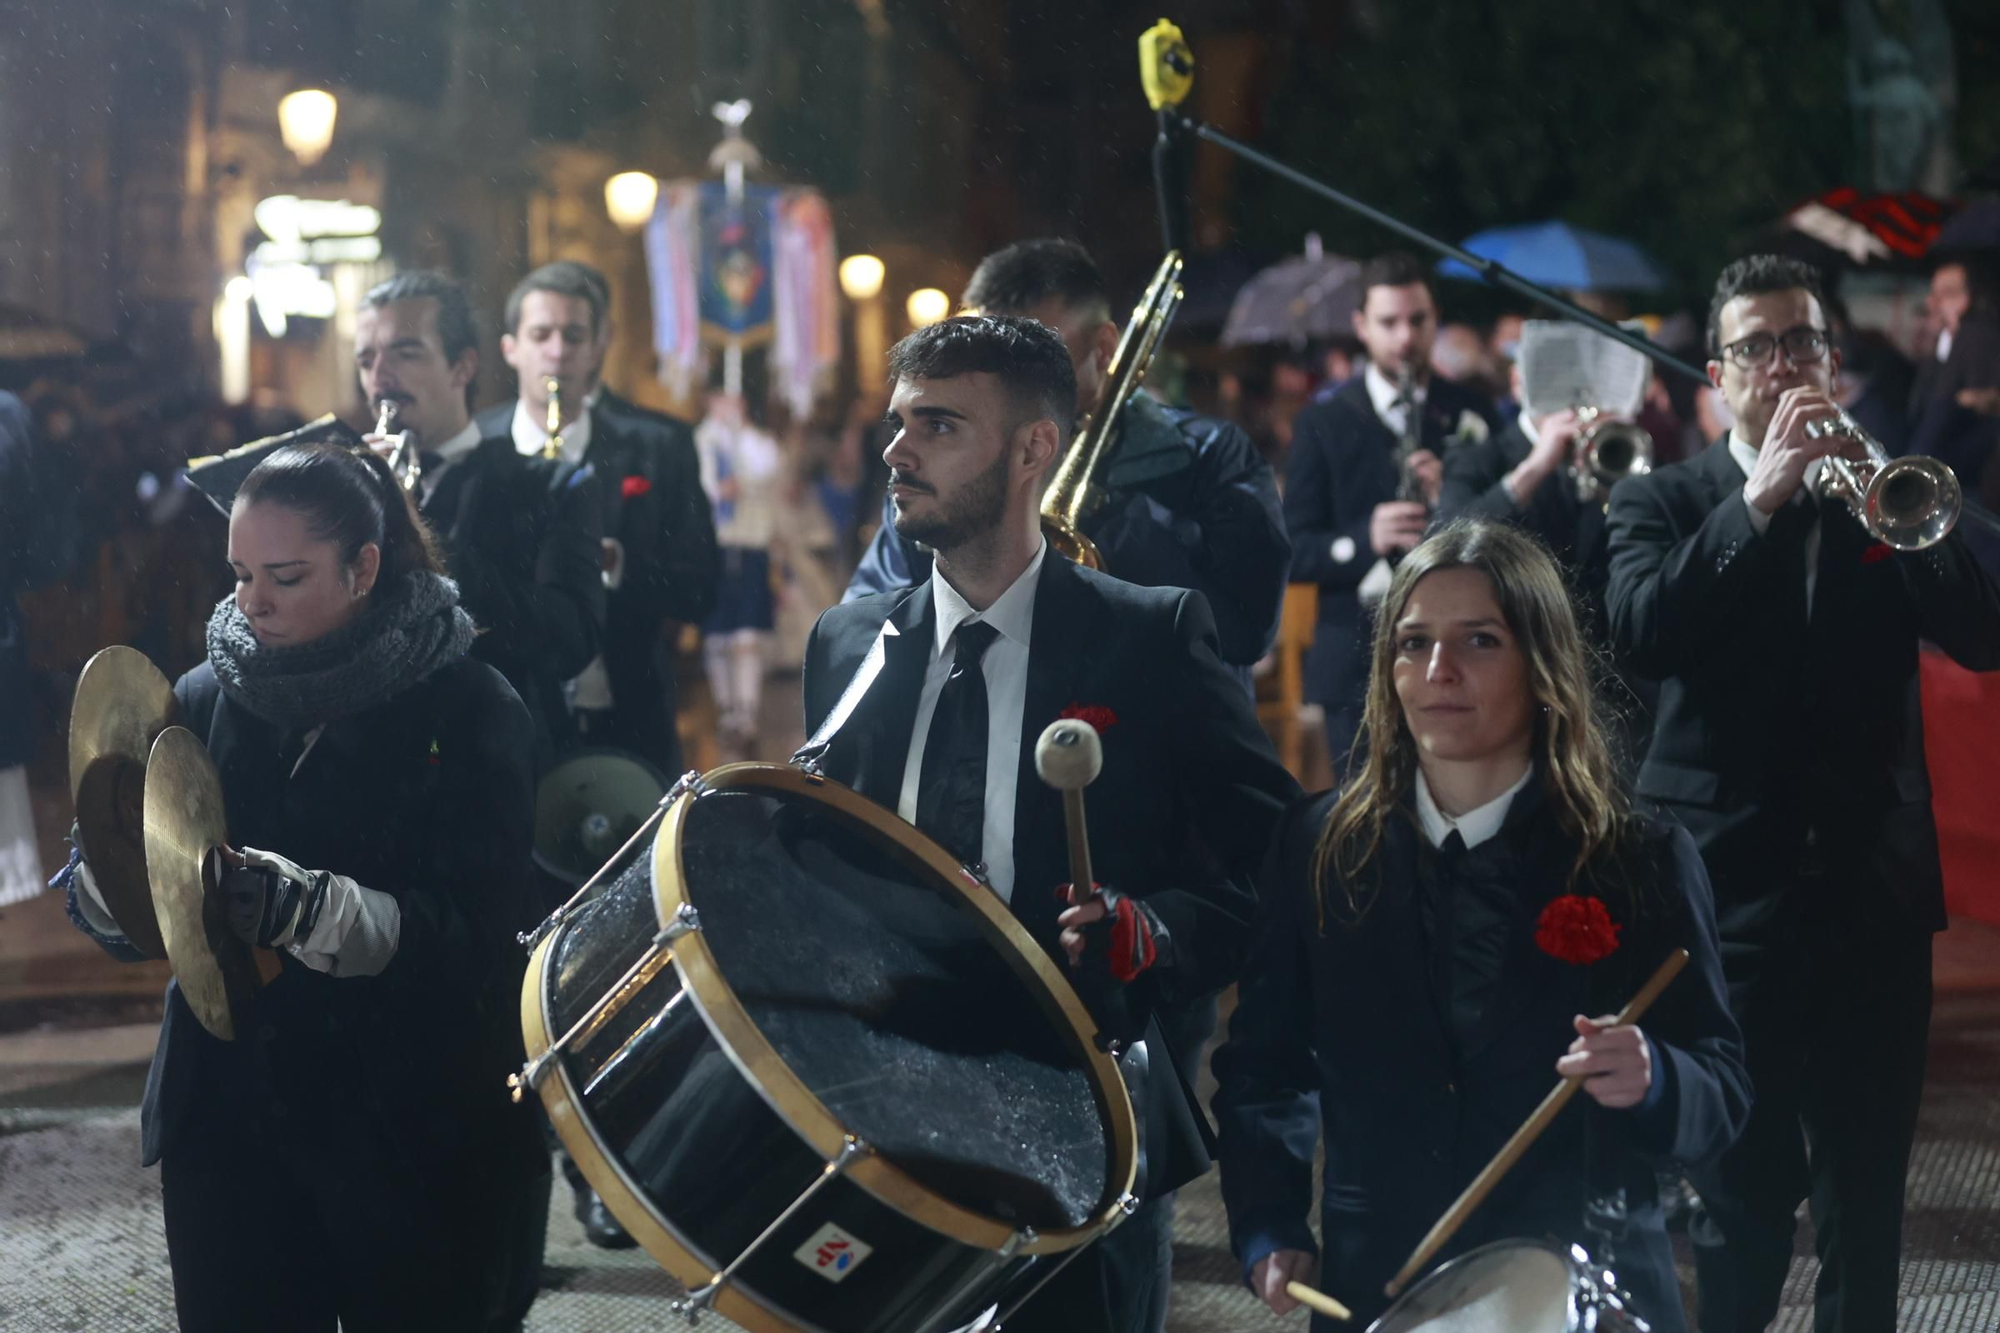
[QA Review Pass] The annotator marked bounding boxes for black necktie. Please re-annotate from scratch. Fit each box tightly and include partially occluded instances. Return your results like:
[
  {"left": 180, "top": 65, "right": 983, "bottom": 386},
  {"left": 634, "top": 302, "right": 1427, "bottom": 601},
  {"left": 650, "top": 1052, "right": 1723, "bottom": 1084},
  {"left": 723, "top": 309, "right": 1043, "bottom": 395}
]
[{"left": 915, "top": 620, "right": 1001, "bottom": 869}]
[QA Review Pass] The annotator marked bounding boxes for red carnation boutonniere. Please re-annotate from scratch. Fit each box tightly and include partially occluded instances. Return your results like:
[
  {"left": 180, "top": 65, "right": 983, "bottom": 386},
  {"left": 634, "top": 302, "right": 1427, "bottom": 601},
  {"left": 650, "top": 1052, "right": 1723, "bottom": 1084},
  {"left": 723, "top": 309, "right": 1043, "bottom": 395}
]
[
  {"left": 621, "top": 474, "right": 653, "bottom": 500},
  {"left": 1861, "top": 542, "right": 1893, "bottom": 566},
  {"left": 1059, "top": 702, "right": 1118, "bottom": 733},
  {"left": 1535, "top": 894, "right": 1620, "bottom": 966}
]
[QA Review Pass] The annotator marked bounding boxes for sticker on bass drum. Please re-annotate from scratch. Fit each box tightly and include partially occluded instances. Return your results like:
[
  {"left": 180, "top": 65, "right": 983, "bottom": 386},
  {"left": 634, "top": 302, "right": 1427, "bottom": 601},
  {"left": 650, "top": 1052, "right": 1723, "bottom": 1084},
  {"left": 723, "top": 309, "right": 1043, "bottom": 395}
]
[{"left": 793, "top": 1222, "right": 875, "bottom": 1283}]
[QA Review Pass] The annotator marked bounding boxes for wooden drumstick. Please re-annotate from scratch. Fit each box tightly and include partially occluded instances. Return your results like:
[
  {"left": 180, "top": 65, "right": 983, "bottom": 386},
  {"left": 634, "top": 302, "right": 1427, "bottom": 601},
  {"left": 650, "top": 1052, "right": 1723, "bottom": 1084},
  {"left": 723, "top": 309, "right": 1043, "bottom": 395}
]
[
  {"left": 1383, "top": 947, "right": 1690, "bottom": 1298},
  {"left": 1033, "top": 719, "right": 1103, "bottom": 901},
  {"left": 1285, "top": 1281, "right": 1353, "bottom": 1322}
]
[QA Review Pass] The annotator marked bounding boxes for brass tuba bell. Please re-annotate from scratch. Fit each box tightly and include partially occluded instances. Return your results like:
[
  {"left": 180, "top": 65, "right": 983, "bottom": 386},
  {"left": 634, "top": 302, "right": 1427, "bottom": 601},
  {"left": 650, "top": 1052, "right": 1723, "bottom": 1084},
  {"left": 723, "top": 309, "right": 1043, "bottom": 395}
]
[{"left": 1039, "top": 251, "right": 1185, "bottom": 571}]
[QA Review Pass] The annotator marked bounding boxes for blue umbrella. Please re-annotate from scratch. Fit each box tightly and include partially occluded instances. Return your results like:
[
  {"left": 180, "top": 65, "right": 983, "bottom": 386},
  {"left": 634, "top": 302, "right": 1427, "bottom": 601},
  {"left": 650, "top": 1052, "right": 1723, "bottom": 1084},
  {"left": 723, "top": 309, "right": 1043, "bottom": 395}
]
[{"left": 1437, "top": 221, "right": 1669, "bottom": 292}]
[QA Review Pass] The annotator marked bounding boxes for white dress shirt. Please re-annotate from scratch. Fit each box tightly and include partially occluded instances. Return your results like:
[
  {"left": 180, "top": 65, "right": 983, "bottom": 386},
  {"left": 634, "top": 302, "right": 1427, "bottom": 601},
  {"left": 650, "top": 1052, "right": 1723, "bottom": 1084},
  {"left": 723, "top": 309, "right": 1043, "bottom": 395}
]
[
  {"left": 897, "top": 542, "right": 1047, "bottom": 902},
  {"left": 1729, "top": 430, "right": 1820, "bottom": 614},
  {"left": 1365, "top": 361, "right": 1427, "bottom": 439},
  {"left": 1414, "top": 762, "right": 1534, "bottom": 851},
  {"left": 415, "top": 419, "right": 484, "bottom": 509},
  {"left": 512, "top": 396, "right": 593, "bottom": 466},
  {"left": 1345, "top": 363, "right": 1430, "bottom": 604}
]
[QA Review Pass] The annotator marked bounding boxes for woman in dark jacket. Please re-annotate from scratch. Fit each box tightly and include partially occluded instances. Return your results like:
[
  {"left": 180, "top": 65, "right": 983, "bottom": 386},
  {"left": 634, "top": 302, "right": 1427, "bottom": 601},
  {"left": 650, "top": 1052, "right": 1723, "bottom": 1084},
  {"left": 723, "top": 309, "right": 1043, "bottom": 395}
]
[
  {"left": 62, "top": 442, "right": 547, "bottom": 1331},
  {"left": 1213, "top": 519, "right": 1751, "bottom": 1332}
]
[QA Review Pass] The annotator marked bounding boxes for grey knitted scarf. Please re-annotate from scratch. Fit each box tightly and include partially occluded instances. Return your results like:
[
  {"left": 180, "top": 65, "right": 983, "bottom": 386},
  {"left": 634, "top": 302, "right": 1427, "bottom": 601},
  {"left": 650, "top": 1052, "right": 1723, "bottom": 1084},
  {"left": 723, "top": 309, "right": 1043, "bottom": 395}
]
[{"left": 205, "top": 571, "right": 475, "bottom": 732}]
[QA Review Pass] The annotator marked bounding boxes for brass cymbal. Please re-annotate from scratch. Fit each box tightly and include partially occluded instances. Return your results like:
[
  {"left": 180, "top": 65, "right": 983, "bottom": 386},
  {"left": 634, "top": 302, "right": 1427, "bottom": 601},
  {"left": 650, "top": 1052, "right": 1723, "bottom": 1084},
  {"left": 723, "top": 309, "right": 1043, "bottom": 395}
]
[
  {"left": 144, "top": 726, "right": 255, "bottom": 1041},
  {"left": 68, "top": 646, "right": 177, "bottom": 958}
]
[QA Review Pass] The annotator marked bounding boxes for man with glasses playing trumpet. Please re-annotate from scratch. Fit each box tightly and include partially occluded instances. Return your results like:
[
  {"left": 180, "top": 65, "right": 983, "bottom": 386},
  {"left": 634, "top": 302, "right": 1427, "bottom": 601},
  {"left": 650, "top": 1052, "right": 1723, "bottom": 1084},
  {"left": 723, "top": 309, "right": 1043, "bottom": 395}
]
[
  {"left": 356, "top": 270, "right": 605, "bottom": 778},
  {"left": 1605, "top": 255, "right": 2000, "bottom": 1333}
]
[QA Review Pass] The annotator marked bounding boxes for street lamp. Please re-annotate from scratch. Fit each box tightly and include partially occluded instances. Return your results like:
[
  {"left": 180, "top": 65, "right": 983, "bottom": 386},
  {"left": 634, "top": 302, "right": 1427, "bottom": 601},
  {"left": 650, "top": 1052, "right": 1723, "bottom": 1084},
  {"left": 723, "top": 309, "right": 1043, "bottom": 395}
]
[
  {"left": 906, "top": 287, "right": 949, "bottom": 328},
  {"left": 278, "top": 89, "right": 338, "bottom": 166},
  {"left": 838, "top": 255, "right": 885, "bottom": 302},
  {"left": 840, "top": 255, "right": 889, "bottom": 396},
  {"left": 605, "top": 171, "right": 660, "bottom": 233}
]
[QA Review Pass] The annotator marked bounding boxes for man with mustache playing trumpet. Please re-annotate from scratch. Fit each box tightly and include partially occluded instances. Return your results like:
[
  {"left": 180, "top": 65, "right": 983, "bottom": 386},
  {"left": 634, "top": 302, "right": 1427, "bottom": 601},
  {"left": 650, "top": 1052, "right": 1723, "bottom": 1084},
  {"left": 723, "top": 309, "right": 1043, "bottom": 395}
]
[{"left": 355, "top": 269, "right": 605, "bottom": 777}]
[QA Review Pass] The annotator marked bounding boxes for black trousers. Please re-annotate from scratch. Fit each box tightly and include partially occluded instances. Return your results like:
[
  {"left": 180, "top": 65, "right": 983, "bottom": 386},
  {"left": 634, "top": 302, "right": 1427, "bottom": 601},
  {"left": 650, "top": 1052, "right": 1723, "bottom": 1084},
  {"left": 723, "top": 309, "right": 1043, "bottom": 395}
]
[
  {"left": 1687, "top": 895, "right": 1933, "bottom": 1333},
  {"left": 160, "top": 1097, "right": 549, "bottom": 1333}
]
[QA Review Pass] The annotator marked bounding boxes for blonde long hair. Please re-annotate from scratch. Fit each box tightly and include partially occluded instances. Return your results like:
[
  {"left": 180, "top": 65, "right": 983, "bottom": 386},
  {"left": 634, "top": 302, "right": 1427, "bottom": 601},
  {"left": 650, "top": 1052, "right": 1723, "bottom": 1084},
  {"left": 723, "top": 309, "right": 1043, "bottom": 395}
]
[{"left": 1311, "top": 519, "right": 1631, "bottom": 927}]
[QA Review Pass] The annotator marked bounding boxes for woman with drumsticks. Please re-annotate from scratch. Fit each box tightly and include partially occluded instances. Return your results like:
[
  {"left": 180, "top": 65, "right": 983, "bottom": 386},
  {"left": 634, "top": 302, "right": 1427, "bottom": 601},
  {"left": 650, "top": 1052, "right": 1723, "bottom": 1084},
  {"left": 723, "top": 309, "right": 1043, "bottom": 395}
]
[
  {"left": 1213, "top": 519, "right": 1749, "bottom": 1331},
  {"left": 60, "top": 441, "right": 547, "bottom": 1330}
]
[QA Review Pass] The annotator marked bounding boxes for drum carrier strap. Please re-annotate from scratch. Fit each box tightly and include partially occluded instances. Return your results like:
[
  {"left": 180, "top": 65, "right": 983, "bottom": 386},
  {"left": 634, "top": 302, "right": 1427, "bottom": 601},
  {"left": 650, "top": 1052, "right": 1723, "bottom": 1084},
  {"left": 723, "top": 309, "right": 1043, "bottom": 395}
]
[{"left": 791, "top": 616, "right": 898, "bottom": 774}]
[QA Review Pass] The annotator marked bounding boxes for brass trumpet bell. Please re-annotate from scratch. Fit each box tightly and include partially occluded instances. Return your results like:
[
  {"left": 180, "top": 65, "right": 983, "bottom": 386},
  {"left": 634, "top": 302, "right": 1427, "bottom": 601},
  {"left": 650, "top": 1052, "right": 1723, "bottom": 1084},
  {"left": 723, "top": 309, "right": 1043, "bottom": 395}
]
[
  {"left": 1807, "top": 412, "right": 1960, "bottom": 550},
  {"left": 1571, "top": 405, "right": 1653, "bottom": 507}
]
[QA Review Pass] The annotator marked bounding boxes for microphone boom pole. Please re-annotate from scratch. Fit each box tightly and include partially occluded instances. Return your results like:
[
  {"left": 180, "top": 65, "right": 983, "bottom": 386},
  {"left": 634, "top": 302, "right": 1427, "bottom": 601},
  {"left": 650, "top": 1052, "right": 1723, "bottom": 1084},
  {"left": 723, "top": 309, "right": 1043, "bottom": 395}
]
[{"left": 1135, "top": 19, "right": 2000, "bottom": 539}]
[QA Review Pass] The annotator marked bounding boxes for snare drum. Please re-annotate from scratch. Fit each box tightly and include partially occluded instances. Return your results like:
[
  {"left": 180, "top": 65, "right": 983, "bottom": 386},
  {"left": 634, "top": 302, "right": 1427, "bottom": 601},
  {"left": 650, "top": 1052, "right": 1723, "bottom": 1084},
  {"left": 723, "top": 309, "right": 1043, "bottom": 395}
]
[
  {"left": 514, "top": 763, "right": 1139, "bottom": 1333},
  {"left": 1368, "top": 1239, "right": 1651, "bottom": 1332}
]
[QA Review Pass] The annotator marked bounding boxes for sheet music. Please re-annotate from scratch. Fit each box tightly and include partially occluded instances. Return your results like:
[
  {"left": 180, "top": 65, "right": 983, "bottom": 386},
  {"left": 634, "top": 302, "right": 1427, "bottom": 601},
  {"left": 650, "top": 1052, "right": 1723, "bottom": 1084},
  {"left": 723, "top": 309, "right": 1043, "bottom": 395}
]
[{"left": 1518, "top": 320, "right": 1650, "bottom": 420}]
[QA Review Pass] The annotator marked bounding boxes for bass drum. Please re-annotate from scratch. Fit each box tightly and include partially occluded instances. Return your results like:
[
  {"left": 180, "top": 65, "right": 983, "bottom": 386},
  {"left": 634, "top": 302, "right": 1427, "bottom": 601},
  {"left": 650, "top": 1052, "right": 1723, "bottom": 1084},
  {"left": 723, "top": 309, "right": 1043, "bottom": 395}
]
[
  {"left": 517, "top": 763, "right": 1138, "bottom": 1333},
  {"left": 1369, "top": 1239, "right": 1652, "bottom": 1332}
]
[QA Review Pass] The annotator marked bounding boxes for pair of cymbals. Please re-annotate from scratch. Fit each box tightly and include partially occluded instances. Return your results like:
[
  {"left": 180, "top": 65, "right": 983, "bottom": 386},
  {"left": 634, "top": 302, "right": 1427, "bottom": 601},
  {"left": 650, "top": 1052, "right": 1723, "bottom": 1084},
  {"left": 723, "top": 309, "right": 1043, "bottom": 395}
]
[{"left": 69, "top": 647, "right": 263, "bottom": 1040}]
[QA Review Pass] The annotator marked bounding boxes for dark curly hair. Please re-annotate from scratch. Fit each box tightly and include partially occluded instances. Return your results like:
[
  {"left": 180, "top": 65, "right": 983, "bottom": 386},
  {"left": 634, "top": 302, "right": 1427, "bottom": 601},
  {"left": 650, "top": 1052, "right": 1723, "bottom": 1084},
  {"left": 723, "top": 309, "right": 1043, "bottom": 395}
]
[
  {"left": 1706, "top": 255, "right": 1828, "bottom": 357},
  {"left": 886, "top": 314, "right": 1079, "bottom": 442}
]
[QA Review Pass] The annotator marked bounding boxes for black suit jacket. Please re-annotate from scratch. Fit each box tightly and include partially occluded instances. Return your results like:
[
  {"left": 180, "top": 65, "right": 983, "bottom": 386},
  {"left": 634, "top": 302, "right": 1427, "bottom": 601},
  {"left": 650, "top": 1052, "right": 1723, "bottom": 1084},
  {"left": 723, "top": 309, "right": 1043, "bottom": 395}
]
[
  {"left": 805, "top": 556, "right": 1300, "bottom": 1011},
  {"left": 478, "top": 390, "right": 719, "bottom": 771},
  {"left": 423, "top": 435, "right": 603, "bottom": 771},
  {"left": 1214, "top": 782, "right": 1748, "bottom": 1331},
  {"left": 1439, "top": 419, "right": 1612, "bottom": 614},
  {"left": 1605, "top": 438, "right": 2000, "bottom": 939},
  {"left": 1285, "top": 375, "right": 1500, "bottom": 713},
  {"left": 843, "top": 395, "right": 1290, "bottom": 669}
]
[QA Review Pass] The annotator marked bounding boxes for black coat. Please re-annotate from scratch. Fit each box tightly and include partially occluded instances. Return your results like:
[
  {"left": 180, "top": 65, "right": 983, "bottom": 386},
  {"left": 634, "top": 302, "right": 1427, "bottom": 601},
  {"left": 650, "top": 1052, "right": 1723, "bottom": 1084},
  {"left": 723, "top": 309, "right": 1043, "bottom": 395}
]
[
  {"left": 1438, "top": 419, "right": 1612, "bottom": 623},
  {"left": 1605, "top": 438, "right": 2000, "bottom": 939},
  {"left": 843, "top": 394, "right": 1291, "bottom": 669},
  {"left": 71, "top": 654, "right": 545, "bottom": 1182},
  {"left": 480, "top": 391, "right": 719, "bottom": 773},
  {"left": 1214, "top": 780, "right": 1749, "bottom": 1332},
  {"left": 423, "top": 435, "right": 604, "bottom": 772},
  {"left": 806, "top": 556, "right": 1299, "bottom": 1014},
  {"left": 0, "top": 391, "right": 76, "bottom": 767},
  {"left": 1285, "top": 376, "right": 1501, "bottom": 713}
]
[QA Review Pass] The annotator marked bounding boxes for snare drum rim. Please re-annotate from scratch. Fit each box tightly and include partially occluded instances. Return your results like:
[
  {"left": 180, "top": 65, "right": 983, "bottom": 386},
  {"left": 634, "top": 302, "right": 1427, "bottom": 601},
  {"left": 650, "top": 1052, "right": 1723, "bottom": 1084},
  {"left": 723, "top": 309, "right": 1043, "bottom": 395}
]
[
  {"left": 1366, "top": 1237, "right": 1586, "bottom": 1333},
  {"left": 653, "top": 761, "right": 1140, "bottom": 1255},
  {"left": 519, "top": 932, "right": 809, "bottom": 1333}
]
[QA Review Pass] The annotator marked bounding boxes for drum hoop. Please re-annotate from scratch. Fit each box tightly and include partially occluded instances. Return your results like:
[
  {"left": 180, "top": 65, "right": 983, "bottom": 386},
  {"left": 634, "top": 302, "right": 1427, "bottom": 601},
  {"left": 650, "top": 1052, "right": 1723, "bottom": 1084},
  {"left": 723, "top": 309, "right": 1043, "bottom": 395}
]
[
  {"left": 519, "top": 933, "right": 808, "bottom": 1333},
  {"left": 1371, "top": 1236, "right": 1584, "bottom": 1331},
  {"left": 652, "top": 761, "right": 1139, "bottom": 1255}
]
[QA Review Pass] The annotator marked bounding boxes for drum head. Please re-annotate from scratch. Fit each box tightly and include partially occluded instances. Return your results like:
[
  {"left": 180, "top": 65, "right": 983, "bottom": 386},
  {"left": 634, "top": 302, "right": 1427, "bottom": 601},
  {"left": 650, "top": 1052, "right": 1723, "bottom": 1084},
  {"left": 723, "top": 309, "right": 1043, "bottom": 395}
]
[
  {"left": 1370, "top": 1241, "right": 1575, "bottom": 1332},
  {"left": 659, "top": 766, "right": 1128, "bottom": 1235}
]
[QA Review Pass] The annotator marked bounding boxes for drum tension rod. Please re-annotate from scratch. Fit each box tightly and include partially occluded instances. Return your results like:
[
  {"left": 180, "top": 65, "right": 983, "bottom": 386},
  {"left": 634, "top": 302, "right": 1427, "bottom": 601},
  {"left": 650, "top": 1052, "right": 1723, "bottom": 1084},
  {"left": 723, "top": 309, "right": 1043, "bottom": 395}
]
[
  {"left": 911, "top": 1226, "right": 1038, "bottom": 1333},
  {"left": 509, "top": 904, "right": 706, "bottom": 1103},
  {"left": 518, "top": 772, "right": 708, "bottom": 953},
  {"left": 987, "top": 1194, "right": 1140, "bottom": 1331},
  {"left": 671, "top": 1135, "right": 873, "bottom": 1324}
]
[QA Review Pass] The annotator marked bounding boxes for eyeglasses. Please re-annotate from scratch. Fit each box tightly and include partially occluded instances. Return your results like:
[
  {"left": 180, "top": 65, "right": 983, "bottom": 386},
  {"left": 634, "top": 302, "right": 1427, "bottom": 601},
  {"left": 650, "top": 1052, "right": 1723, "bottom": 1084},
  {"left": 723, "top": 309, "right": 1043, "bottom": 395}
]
[{"left": 1719, "top": 326, "right": 1829, "bottom": 370}]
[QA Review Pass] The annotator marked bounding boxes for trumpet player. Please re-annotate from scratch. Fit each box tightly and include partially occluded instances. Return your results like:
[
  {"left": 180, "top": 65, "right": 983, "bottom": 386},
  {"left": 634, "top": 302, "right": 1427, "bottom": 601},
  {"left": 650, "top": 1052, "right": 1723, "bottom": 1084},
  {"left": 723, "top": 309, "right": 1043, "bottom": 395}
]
[
  {"left": 485, "top": 261, "right": 719, "bottom": 780},
  {"left": 1438, "top": 321, "right": 1656, "bottom": 763},
  {"left": 1285, "top": 251, "right": 1501, "bottom": 768},
  {"left": 355, "top": 270, "right": 605, "bottom": 776},
  {"left": 1606, "top": 255, "right": 2000, "bottom": 1333}
]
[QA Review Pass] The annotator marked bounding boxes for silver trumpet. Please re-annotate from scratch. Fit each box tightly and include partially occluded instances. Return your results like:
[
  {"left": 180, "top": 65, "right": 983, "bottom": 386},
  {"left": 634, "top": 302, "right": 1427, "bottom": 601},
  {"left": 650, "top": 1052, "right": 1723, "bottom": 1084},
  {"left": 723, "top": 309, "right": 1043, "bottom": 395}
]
[
  {"left": 1805, "top": 409, "right": 1961, "bottom": 551},
  {"left": 376, "top": 400, "right": 421, "bottom": 493},
  {"left": 1571, "top": 403, "right": 1653, "bottom": 508}
]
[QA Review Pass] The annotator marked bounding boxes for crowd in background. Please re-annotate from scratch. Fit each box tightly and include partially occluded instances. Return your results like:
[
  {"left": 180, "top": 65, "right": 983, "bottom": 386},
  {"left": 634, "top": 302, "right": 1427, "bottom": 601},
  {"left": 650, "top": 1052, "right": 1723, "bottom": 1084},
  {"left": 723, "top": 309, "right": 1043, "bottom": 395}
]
[{"left": 9, "top": 252, "right": 2000, "bottom": 785}]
